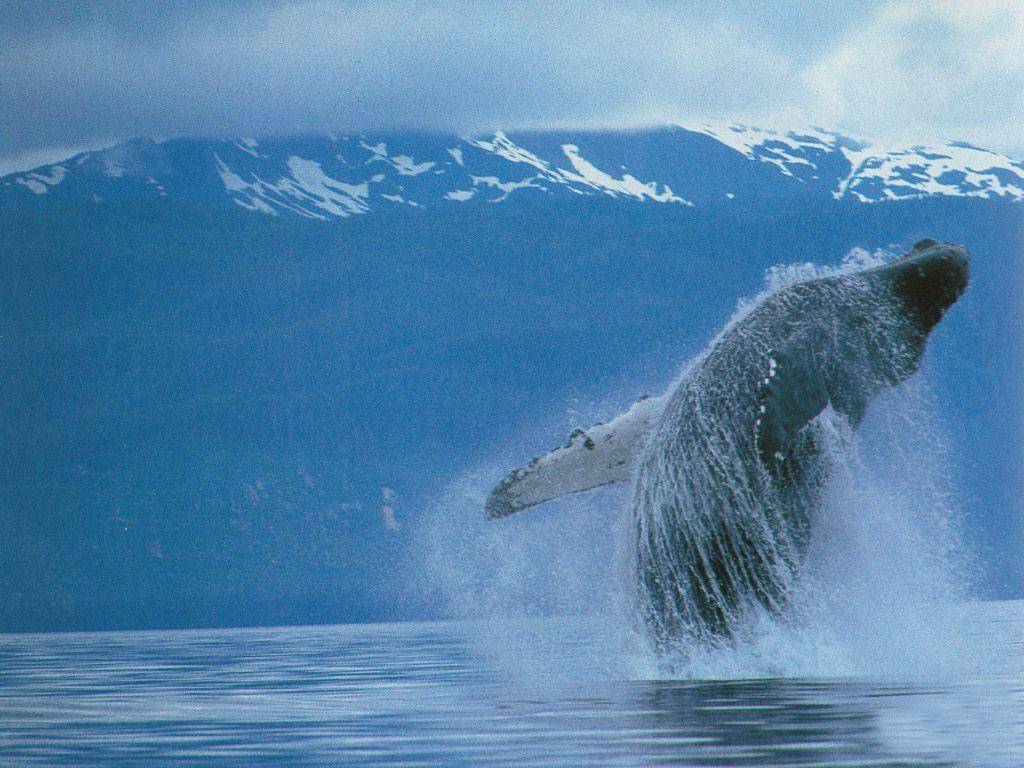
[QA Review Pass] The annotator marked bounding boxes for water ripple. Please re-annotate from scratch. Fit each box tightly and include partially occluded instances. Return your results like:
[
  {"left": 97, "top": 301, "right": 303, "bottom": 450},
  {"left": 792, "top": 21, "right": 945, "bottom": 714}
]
[{"left": 2, "top": 602, "right": 1022, "bottom": 767}]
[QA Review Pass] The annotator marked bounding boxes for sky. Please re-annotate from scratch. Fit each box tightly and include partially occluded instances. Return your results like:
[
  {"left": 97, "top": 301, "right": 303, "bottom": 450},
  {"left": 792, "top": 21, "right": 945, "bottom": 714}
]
[{"left": 2, "top": 0, "right": 1024, "bottom": 174}]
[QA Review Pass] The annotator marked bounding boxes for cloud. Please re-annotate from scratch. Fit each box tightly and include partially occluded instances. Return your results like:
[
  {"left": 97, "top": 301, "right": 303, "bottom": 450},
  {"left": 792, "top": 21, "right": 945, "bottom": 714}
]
[
  {"left": 0, "top": 145, "right": 99, "bottom": 177},
  {"left": 1, "top": 0, "right": 1022, "bottom": 165},
  {"left": 797, "top": 0, "right": 1024, "bottom": 150},
  {"left": 0, "top": 1, "right": 811, "bottom": 157}
]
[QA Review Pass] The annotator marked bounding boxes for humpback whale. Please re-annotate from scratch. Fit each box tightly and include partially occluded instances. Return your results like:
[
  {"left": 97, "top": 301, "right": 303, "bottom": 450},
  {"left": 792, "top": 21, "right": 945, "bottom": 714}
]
[{"left": 486, "top": 240, "right": 969, "bottom": 646}]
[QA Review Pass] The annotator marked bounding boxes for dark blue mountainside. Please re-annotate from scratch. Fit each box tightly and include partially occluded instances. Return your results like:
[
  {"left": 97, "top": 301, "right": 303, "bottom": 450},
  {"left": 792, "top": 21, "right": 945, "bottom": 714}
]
[
  {"left": 5, "top": 124, "right": 1024, "bottom": 215},
  {"left": 2, "top": 126, "right": 1022, "bottom": 632}
]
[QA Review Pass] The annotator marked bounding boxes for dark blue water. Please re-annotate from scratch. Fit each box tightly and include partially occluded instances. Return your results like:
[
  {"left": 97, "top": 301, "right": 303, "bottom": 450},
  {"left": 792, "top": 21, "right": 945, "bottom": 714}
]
[{"left": 2, "top": 601, "right": 1022, "bottom": 767}]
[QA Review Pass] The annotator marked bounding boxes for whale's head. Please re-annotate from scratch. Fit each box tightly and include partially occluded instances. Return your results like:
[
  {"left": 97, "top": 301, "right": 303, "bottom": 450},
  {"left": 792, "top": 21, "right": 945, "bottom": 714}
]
[
  {"left": 877, "top": 239, "right": 969, "bottom": 336},
  {"left": 823, "top": 239, "right": 969, "bottom": 411}
]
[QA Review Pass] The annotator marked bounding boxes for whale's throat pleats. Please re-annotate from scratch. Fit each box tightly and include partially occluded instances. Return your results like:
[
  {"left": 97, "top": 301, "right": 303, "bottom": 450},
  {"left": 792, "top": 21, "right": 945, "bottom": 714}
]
[{"left": 633, "top": 331, "right": 836, "bottom": 646}]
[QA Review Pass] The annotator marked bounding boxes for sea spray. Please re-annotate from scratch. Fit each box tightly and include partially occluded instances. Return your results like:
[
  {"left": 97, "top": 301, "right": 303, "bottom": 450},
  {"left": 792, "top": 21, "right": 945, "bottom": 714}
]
[
  {"left": 412, "top": 464, "right": 652, "bottom": 682},
  {"left": 413, "top": 248, "right": 976, "bottom": 680},
  {"left": 628, "top": 247, "right": 962, "bottom": 647},
  {"left": 652, "top": 384, "right": 975, "bottom": 680}
]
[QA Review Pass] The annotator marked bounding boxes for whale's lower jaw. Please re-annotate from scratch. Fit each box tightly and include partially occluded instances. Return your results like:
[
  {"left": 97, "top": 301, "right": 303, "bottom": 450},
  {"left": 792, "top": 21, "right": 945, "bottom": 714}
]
[{"left": 878, "top": 241, "right": 969, "bottom": 335}]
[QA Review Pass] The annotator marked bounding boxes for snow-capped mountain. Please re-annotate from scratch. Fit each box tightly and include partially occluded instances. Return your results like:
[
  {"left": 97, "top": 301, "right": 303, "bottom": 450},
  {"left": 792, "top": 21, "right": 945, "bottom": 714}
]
[
  {"left": 4, "top": 124, "right": 1023, "bottom": 220},
  {"left": 5, "top": 122, "right": 1024, "bottom": 633}
]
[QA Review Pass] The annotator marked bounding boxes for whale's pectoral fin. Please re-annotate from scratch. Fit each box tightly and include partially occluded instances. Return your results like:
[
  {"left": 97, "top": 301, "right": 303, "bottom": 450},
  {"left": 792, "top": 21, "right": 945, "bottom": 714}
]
[
  {"left": 828, "top": 379, "right": 870, "bottom": 428},
  {"left": 486, "top": 395, "right": 664, "bottom": 519},
  {"left": 755, "top": 330, "right": 831, "bottom": 469}
]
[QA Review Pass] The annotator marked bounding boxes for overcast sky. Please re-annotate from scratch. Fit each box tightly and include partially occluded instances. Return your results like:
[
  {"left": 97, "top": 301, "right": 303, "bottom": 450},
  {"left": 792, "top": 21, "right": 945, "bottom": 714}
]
[{"left": 2, "top": 0, "right": 1023, "bottom": 173}]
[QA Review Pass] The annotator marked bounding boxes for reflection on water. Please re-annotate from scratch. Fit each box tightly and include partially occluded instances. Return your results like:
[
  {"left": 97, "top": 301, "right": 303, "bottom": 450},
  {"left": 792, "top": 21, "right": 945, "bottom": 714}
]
[{"left": 1, "top": 601, "right": 1022, "bottom": 767}]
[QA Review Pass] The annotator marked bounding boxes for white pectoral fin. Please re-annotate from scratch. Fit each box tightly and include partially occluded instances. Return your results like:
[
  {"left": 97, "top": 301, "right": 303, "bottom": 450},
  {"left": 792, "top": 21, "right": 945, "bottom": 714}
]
[{"left": 485, "top": 395, "right": 663, "bottom": 519}]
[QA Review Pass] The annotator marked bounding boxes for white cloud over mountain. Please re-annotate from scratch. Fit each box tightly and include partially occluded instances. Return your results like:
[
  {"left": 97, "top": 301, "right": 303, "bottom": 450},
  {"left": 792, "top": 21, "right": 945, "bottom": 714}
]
[
  {"left": 1, "top": 0, "right": 1021, "bottom": 164},
  {"left": 798, "top": 0, "right": 1024, "bottom": 152}
]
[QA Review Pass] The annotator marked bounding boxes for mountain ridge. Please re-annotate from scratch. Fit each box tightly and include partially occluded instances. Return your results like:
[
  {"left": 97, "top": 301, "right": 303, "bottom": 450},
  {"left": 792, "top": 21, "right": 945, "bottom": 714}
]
[
  {"left": 3, "top": 123, "right": 1023, "bottom": 633},
  {"left": 4, "top": 124, "right": 1023, "bottom": 220}
]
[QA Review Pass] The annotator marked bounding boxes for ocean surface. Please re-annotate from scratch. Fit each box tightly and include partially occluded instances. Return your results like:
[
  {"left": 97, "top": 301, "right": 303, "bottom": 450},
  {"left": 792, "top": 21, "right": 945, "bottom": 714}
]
[{"left": 1, "top": 600, "right": 1021, "bottom": 767}]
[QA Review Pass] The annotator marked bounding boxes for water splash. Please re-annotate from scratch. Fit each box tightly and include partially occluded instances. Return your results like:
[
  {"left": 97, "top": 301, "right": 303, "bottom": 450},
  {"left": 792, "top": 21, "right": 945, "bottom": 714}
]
[
  {"left": 412, "top": 250, "right": 975, "bottom": 681},
  {"left": 653, "top": 382, "right": 975, "bottom": 680}
]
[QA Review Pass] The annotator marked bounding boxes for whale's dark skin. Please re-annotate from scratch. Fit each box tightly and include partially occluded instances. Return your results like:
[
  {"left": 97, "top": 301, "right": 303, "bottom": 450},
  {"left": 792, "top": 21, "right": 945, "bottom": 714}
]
[
  {"left": 486, "top": 240, "right": 969, "bottom": 648},
  {"left": 632, "top": 240, "right": 969, "bottom": 644}
]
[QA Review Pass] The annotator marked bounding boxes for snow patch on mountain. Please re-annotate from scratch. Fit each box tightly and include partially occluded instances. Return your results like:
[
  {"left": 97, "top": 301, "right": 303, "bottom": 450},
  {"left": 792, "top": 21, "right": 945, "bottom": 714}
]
[
  {"left": 836, "top": 142, "right": 1024, "bottom": 202},
  {"left": 235, "top": 138, "right": 266, "bottom": 159},
  {"left": 4, "top": 125, "right": 1022, "bottom": 217},
  {"left": 103, "top": 160, "right": 127, "bottom": 178},
  {"left": 471, "top": 174, "right": 549, "bottom": 202},
  {"left": 560, "top": 144, "right": 690, "bottom": 204},
  {"left": 213, "top": 154, "right": 279, "bottom": 215},
  {"left": 692, "top": 122, "right": 839, "bottom": 177},
  {"left": 695, "top": 122, "right": 811, "bottom": 160},
  {"left": 15, "top": 178, "right": 47, "bottom": 194},
  {"left": 691, "top": 121, "right": 1024, "bottom": 202},
  {"left": 15, "top": 165, "right": 67, "bottom": 194},
  {"left": 360, "top": 141, "right": 436, "bottom": 176},
  {"left": 466, "top": 132, "right": 556, "bottom": 178},
  {"left": 284, "top": 157, "right": 370, "bottom": 216},
  {"left": 214, "top": 154, "right": 371, "bottom": 219},
  {"left": 380, "top": 192, "right": 423, "bottom": 208},
  {"left": 466, "top": 131, "right": 689, "bottom": 204}
]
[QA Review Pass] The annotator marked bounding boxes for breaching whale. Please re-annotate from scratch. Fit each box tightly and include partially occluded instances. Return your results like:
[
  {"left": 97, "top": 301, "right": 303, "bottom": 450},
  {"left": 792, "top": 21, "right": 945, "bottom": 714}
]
[{"left": 486, "top": 240, "right": 969, "bottom": 646}]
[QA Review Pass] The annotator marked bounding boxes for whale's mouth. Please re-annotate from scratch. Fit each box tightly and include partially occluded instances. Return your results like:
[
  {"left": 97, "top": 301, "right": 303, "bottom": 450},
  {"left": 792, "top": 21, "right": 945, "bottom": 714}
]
[{"left": 885, "top": 240, "right": 970, "bottom": 331}]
